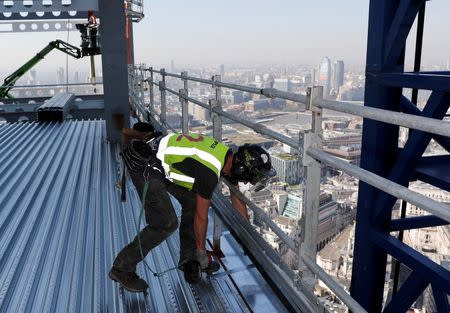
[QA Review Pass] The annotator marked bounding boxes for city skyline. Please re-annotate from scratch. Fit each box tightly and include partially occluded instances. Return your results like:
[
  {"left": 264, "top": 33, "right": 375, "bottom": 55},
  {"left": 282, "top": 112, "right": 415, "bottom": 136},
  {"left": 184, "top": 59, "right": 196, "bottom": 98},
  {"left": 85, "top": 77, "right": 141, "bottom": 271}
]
[{"left": 0, "top": 0, "right": 449, "bottom": 77}]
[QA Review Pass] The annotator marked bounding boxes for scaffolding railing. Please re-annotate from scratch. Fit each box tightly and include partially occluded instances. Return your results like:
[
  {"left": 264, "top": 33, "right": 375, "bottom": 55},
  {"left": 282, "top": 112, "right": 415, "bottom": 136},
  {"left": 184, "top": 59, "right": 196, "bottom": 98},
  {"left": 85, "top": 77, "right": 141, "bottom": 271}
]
[{"left": 128, "top": 65, "right": 450, "bottom": 313}]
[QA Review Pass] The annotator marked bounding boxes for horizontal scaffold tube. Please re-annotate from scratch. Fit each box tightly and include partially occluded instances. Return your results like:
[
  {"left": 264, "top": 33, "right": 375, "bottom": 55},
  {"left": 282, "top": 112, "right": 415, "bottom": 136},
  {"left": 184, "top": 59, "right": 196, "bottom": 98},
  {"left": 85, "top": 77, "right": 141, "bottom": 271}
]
[
  {"left": 307, "top": 148, "right": 450, "bottom": 223},
  {"left": 224, "top": 179, "right": 298, "bottom": 252},
  {"left": 149, "top": 67, "right": 450, "bottom": 138},
  {"left": 302, "top": 256, "right": 368, "bottom": 313},
  {"left": 315, "top": 98, "right": 450, "bottom": 138},
  {"left": 148, "top": 68, "right": 308, "bottom": 104},
  {"left": 160, "top": 85, "right": 300, "bottom": 149}
]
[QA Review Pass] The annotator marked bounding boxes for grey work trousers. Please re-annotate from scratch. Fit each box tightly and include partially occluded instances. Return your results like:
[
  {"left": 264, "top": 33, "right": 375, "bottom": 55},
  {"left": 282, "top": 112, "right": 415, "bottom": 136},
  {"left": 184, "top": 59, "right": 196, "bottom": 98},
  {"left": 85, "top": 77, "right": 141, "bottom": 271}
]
[{"left": 113, "top": 171, "right": 197, "bottom": 273}]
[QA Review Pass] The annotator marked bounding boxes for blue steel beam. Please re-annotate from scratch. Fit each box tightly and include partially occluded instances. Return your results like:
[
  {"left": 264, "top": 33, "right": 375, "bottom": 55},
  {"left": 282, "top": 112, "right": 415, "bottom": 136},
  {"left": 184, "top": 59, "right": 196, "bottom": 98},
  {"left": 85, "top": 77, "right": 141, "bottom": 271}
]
[
  {"left": 352, "top": 1, "right": 450, "bottom": 311},
  {"left": 384, "top": 0, "right": 426, "bottom": 65},
  {"left": 415, "top": 155, "right": 450, "bottom": 191},
  {"left": 371, "top": 231, "right": 450, "bottom": 294},
  {"left": 432, "top": 286, "right": 450, "bottom": 313},
  {"left": 389, "top": 215, "right": 449, "bottom": 232},
  {"left": 350, "top": 1, "right": 404, "bottom": 311},
  {"left": 380, "top": 72, "right": 450, "bottom": 92},
  {"left": 399, "top": 96, "right": 450, "bottom": 152},
  {"left": 383, "top": 272, "right": 428, "bottom": 313},
  {"left": 374, "top": 92, "right": 450, "bottom": 223}
]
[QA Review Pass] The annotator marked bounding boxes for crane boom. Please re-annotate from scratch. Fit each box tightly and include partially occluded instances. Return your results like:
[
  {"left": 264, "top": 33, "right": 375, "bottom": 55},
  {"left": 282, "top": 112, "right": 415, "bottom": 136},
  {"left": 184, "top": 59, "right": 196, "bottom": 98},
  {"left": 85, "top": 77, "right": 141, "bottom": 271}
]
[{"left": 0, "top": 40, "right": 82, "bottom": 100}]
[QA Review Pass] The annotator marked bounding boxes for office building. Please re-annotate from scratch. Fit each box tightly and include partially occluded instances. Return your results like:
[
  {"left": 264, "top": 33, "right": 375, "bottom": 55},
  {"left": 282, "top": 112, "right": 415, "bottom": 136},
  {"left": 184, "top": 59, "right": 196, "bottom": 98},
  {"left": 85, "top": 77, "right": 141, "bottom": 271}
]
[
  {"left": 74, "top": 71, "right": 80, "bottom": 84},
  {"left": 27, "top": 69, "right": 36, "bottom": 85},
  {"left": 332, "top": 60, "right": 344, "bottom": 91},
  {"left": 56, "top": 67, "right": 65, "bottom": 85},
  {"left": 280, "top": 194, "right": 302, "bottom": 220},
  {"left": 220, "top": 64, "right": 225, "bottom": 77},
  {"left": 318, "top": 57, "right": 331, "bottom": 97},
  {"left": 273, "top": 78, "right": 290, "bottom": 92},
  {"left": 232, "top": 90, "right": 243, "bottom": 103},
  {"left": 271, "top": 153, "right": 302, "bottom": 184}
]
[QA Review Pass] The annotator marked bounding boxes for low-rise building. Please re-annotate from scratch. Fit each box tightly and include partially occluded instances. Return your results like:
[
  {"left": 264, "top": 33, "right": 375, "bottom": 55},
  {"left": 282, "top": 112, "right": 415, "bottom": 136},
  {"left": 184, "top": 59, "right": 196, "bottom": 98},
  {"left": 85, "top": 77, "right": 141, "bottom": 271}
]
[{"left": 271, "top": 153, "right": 302, "bottom": 184}]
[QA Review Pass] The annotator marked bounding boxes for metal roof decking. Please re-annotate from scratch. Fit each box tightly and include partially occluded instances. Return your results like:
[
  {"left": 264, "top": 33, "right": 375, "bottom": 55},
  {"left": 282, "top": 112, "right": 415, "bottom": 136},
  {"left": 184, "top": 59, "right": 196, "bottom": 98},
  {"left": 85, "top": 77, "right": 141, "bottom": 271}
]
[{"left": 0, "top": 120, "right": 290, "bottom": 313}]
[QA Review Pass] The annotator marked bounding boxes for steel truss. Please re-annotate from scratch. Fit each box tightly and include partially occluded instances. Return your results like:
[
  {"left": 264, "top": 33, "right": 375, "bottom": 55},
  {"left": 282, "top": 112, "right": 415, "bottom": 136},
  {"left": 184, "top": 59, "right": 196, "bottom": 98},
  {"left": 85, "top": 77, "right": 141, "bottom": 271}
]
[{"left": 351, "top": 1, "right": 450, "bottom": 312}]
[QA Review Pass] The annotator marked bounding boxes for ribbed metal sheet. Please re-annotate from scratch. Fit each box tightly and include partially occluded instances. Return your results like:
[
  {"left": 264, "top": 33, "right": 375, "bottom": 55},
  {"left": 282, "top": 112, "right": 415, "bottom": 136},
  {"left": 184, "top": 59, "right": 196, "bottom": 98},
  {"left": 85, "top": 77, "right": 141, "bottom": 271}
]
[{"left": 0, "top": 120, "right": 290, "bottom": 313}]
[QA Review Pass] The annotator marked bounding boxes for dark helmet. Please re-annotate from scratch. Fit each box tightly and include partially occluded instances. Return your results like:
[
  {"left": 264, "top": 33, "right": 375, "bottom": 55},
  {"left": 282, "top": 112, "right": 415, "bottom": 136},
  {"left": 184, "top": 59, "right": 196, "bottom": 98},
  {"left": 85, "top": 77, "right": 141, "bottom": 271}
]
[
  {"left": 230, "top": 144, "right": 276, "bottom": 191},
  {"left": 133, "top": 122, "right": 154, "bottom": 133}
]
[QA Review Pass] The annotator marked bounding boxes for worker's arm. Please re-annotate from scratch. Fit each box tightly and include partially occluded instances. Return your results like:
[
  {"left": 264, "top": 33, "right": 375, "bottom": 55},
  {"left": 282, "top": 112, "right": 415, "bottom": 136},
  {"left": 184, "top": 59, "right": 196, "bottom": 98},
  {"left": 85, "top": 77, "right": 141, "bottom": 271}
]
[
  {"left": 230, "top": 186, "right": 249, "bottom": 221},
  {"left": 194, "top": 194, "right": 212, "bottom": 251}
]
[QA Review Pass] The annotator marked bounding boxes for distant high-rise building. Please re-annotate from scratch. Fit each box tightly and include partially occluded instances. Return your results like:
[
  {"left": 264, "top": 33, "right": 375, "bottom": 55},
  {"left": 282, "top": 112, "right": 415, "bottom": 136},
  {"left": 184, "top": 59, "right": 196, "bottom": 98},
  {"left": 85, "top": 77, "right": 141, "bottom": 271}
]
[
  {"left": 232, "top": 90, "right": 244, "bottom": 104},
  {"left": 27, "top": 69, "right": 37, "bottom": 85},
  {"left": 273, "top": 78, "right": 290, "bottom": 92},
  {"left": 57, "top": 67, "right": 65, "bottom": 85},
  {"left": 311, "top": 69, "right": 317, "bottom": 85},
  {"left": 447, "top": 59, "right": 450, "bottom": 70},
  {"left": 74, "top": 71, "right": 80, "bottom": 84},
  {"left": 318, "top": 57, "right": 332, "bottom": 97},
  {"left": 302, "top": 73, "right": 312, "bottom": 85},
  {"left": 171, "top": 60, "right": 175, "bottom": 73},
  {"left": 333, "top": 60, "right": 345, "bottom": 91},
  {"left": 220, "top": 64, "right": 225, "bottom": 77}
]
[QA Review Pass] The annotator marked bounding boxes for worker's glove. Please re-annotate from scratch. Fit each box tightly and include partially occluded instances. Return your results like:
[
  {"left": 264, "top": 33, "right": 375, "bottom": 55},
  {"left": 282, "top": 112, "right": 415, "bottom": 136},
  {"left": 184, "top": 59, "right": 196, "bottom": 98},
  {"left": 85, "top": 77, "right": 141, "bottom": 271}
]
[{"left": 196, "top": 250, "right": 220, "bottom": 273}]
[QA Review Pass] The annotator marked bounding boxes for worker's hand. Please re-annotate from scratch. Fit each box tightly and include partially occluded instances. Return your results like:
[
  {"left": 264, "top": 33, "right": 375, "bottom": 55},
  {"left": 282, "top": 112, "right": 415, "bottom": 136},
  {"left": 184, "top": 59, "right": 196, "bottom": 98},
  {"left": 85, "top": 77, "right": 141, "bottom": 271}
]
[
  {"left": 196, "top": 250, "right": 220, "bottom": 273},
  {"left": 196, "top": 250, "right": 209, "bottom": 270}
]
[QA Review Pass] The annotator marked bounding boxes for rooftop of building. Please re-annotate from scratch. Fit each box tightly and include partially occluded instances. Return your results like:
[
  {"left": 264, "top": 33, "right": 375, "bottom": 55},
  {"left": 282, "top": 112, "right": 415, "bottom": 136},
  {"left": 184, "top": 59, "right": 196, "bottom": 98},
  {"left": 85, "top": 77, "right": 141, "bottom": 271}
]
[
  {"left": 318, "top": 224, "right": 355, "bottom": 261},
  {"left": 273, "top": 153, "right": 300, "bottom": 160},
  {"left": 0, "top": 119, "right": 291, "bottom": 313}
]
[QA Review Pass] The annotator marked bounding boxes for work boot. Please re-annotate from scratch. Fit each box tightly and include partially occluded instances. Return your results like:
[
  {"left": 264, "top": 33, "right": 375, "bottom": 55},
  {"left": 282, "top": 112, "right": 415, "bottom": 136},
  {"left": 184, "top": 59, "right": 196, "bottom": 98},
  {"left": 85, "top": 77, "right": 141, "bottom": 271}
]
[
  {"left": 202, "top": 260, "right": 220, "bottom": 274},
  {"left": 109, "top": 267, "right": 149, "bottom": 293},
  {"left": 181, "top": 260, "right": 202, "bottom": 284}
]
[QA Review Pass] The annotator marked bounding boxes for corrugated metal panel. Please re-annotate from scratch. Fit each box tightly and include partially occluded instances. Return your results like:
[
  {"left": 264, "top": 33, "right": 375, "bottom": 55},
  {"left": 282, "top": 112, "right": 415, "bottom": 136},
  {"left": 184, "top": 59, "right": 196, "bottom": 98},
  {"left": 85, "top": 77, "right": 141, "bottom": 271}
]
[{"left": 0, "top": 120, "right": 290, "bottom": 313}]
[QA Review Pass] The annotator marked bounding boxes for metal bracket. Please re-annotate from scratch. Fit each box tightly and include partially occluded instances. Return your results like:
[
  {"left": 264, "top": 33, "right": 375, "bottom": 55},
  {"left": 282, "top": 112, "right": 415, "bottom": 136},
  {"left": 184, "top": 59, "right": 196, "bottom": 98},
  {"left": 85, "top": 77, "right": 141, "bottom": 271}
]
[
  {"left": 179, "top": 88, "right": 187, "bottom": 102},
  {"left": 208, "top": 99, "right": 215, "bottom": 117},
  {"left": 158, "top": 81, "right": 165, "bottom": 92},
  {"left": 211, "top": 74, "right": 220, "bottom": 88},
  {"left": 302, "top": 131, "right": 321, "bottom": 166},
  {"left": 260, "top": 87, "right": 276, "bottom": 98},
  {"left": 306, "top": 86, "right": 323, "bottom": 112}
]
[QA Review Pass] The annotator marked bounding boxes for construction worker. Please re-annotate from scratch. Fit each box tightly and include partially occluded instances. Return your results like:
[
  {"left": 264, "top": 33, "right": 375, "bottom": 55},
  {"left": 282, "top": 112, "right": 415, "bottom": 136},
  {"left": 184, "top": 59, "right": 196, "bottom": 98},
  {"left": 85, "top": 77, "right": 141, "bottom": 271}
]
[{"left": 109, "top": 122, "right": 276, "bottom": 292}]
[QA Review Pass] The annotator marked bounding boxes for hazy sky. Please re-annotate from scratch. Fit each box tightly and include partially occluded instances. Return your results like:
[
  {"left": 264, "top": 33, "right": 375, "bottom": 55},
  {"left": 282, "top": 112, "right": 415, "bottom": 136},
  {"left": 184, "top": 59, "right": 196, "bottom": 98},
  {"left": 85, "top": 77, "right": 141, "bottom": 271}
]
[
  {"left": 134, "top": 0, "right": 370, "bottom": 67},
  {"left": 1, "top": 0, "right": 449, "bottom": 78},
  {"left": 133, "top": 0, "right": 450, "bottom": 69}
]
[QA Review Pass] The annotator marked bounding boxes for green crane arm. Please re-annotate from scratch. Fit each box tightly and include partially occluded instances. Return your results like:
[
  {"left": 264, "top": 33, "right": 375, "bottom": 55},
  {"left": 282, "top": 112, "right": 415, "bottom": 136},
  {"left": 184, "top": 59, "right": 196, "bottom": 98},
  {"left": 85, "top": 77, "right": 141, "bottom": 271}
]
[{"left": 0, "top": 40, "right": 82, "bottom": 100}]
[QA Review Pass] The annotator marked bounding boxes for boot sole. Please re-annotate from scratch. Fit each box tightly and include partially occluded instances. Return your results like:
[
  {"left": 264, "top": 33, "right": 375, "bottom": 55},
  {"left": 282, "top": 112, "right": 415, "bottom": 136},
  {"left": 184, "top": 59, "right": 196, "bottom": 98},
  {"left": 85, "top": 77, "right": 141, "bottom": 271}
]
[
  {"left": 109, "top": 271, "right": 148, "bottom": 293},
  {"left": 202, "top": 264, "right": 220, "bottom": 274}
]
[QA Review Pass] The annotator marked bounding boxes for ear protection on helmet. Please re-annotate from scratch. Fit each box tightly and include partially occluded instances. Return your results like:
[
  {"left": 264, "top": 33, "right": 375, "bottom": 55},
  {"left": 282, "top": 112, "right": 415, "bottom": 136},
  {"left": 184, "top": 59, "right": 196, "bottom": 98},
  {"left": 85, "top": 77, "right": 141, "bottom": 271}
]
[{"left": 230, "top": 144, "right": 276, "bottom": 186}]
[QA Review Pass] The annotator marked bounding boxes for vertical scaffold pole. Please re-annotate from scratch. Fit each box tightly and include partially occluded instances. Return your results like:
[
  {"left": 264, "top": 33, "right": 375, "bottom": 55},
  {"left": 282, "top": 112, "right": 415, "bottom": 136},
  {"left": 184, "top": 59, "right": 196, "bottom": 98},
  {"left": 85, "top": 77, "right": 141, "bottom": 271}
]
[
  {"left": 212, "top": 74, "right": 224, "bottom": 256},
  {"left": 149, "top": 67, "right": 154, "bottom": 109},
  {"left": 299, "top": 86, "right": 323, "bottom": 291},
  {"left": 140, "top": 65, "right": 145, "bottom": 108},
  {"left": 159, "top": 68, "right": 167, "bottom": 124},
  {"left": 180, "top": 71, "right": 189, "bottom": 134}
]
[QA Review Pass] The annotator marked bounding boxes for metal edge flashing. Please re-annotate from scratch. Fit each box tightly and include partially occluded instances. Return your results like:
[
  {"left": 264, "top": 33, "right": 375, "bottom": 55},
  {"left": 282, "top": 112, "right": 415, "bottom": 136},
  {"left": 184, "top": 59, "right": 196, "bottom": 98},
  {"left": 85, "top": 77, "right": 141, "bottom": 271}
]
[{"left": 211, "top": 191, "right": 318, "bottom": 313}]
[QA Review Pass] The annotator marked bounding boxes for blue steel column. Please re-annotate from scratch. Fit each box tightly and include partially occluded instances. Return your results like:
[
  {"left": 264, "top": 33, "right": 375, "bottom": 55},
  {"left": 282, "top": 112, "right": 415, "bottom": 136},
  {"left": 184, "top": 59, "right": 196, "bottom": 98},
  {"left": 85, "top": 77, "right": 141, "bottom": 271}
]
[
  {"left": 350, "top": 1, "right": 404, "bottom": 311},
  {"left": 99, "top": 0, "right": 130, "bottom": 142},
  {"left": 350, "top": 0, "right": 450, "bottom": 311}
]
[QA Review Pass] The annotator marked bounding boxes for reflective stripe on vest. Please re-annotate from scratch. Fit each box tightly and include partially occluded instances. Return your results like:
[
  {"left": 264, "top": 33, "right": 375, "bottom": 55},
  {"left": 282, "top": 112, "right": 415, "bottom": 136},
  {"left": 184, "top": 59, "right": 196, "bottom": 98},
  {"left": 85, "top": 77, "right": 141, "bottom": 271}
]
[{"left": 156, "top": 133, "right": 229, "bottom": 190}]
